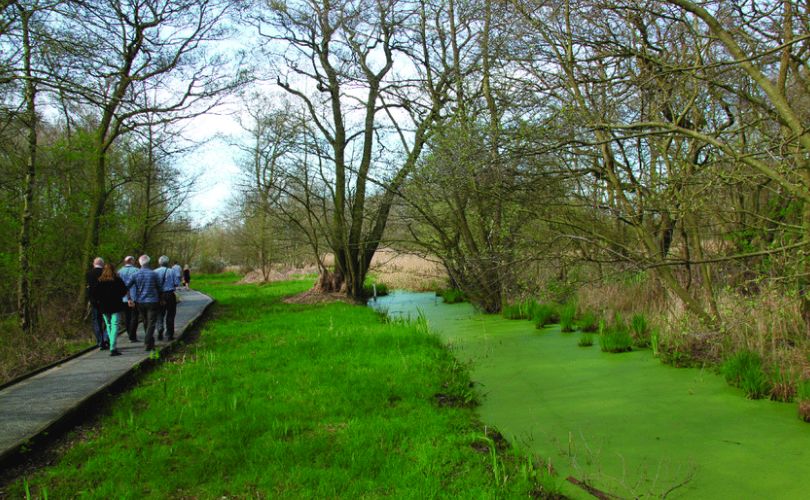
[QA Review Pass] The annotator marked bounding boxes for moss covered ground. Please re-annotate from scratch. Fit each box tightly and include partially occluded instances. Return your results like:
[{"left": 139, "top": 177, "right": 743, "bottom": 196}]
[{"left": 374, "top": 291, "right": 810, "bottom": 498}]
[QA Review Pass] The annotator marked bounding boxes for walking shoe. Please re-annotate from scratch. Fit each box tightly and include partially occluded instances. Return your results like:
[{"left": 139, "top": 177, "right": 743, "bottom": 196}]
[
  {"left": 110, "top": 349, "right": 122, "bottom": 356},
  {"left": 101, "top": 341, "right": 110, "bottom": 350},
  {"left": 158, "top": 332, "right": 164, "bottom": 341},
  {"left": 130, "top": 337, "right": 140, "bottom": 342}
]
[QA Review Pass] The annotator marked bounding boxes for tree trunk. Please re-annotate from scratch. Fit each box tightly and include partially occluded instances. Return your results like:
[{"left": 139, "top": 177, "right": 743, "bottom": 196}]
[
  {"left": 17, "top": 7, "right": 36, "bottom": 334},
  {"left": 78, "top": 153, "right": 107, "bottom": 305}
]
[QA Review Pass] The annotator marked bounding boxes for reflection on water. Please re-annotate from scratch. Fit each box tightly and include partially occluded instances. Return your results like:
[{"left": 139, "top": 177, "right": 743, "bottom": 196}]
[{"left": 368, "top": 290, "right": 441, "bottom": 319}]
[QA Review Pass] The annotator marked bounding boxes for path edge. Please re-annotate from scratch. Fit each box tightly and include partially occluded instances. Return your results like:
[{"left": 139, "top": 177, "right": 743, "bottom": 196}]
[{"left": 0, "top": 293, "right": 215, "bottom": 472}]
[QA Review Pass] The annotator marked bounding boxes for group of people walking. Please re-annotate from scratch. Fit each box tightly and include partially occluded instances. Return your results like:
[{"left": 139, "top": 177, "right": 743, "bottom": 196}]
[{"left": 86, "top": 255, "right": 191, "bottom": 356}]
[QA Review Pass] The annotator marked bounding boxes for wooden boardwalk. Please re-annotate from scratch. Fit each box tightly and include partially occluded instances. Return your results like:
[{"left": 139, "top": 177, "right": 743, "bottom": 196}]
[{"left": 0, "top": 289, "right": 213, "bottom": 469}]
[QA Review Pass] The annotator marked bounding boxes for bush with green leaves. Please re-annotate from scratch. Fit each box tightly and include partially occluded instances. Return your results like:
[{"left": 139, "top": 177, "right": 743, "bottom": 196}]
[
  {"left": 578, "top": 333, "right": 594, "bottom": 347},
  {"left": 559, "top": 303, "right": 576, "bottom": 332},
  {"left": 532, "top": 303, "right": 560, "bottom": 329},
  {"left": 721, "top": 350, "right": 771, "bottom": 399},
  {"left": 598, "top": 316, "right": 633, "bottom": 353}
]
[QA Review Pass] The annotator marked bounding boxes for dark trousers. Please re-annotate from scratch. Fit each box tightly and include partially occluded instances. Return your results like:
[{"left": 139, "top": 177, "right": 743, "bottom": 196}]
[
  {"left": 157, "top": 292, "right": 177, "bottom": 339},
  {"left": 91, "top": 305, "right": 109, "bottom": 347},
  {"left": 137, "top": 302, "right": 159, "bottom": 348},
  {"left": 118, "top": 304, "right": 139, "bottom": 341}
]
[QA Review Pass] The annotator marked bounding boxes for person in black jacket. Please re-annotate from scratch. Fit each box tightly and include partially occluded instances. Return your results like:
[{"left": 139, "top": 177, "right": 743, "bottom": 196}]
[
  {"left": 92, "top": 263, "right": 129, "bottom": 356},
  {"left": 85, "top": 257, "right": 109, "bottom": 350}
]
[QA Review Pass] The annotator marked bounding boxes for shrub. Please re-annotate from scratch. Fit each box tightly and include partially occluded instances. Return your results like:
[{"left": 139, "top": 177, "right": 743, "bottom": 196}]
[
  {"left": 721, "top": 350, "right": 771, "bottom": 399},
  {"left": 577, "top": 311, "right": 599, "bottom": 332},
  {"left": 533, "top": 303, "right": 560, "bottom": 329},
  {"left": 578, "top": 333, "right": 593, "bottom": 347},
  {"left": 502, "top": 299, "right": 538, "bottom": 320},
  {"left": 598, "top": 316, "right": 633, "bottom": 353},
  {"left": 437, "top": 288, "right": 465, "bottom": 304},
  {"left": 630, "top": 313, "right": 651, "bottom": 347},
  {"left": 559, "top": 303, "right": 576, "bottom": 332}
]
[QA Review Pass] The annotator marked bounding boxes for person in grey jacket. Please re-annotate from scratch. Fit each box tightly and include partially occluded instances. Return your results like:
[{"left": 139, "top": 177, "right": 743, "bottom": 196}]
[
  {"left": 155, "top": 255, "right": 181, "bottom": 341},
  {"left": 117, "top": 256, "right": 140, "bottom": 342},
  {"left": 127, "top": 255, "right": 160, "bottom": 351}
]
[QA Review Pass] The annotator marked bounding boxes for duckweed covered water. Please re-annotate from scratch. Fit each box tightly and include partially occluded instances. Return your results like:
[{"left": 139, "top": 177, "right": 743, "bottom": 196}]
[{"left": 372, "top": 291, "right": 810, "bottom": 499}]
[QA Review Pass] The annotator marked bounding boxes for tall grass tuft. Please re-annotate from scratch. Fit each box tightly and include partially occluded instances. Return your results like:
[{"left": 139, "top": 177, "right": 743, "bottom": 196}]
[
  {"left": 769, "top": 366, "right": 797, "bottom": 403},
  {"left": 630, "top": 313, "right": 651, "bottom": 348},
  {"left": 532, "top": 303, "right": 560, "bottom": 329},
  {"left": 798, "top": 380, "right": 810, "bottom": 422},
  {"left": 559, "top": 303, "right": 576, "bottom": 332},
  {"left": 577, "top": 311, "right": 599, "bottom": 332},
  {"left": 437, "top": 288, "right": 465, "bottom": 304},
  {"left": 502, "top": 299, "right": 538, "bottom": 320},
  {"left": 598, "top": 315, "right": 633, "bottom": 353},
  {"left": 721, "top": 350, "right": 771, "bottom": 399},
  {"left": 363, "top": 281, "right": 389, "bottom": 298},
  {"left": 578, "top": 333, "right": 594, "bottom": 347}
]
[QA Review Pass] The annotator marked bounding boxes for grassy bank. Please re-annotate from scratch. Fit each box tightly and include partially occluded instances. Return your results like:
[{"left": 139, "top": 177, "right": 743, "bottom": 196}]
[{"left": 6, "top": 275, "right": 543, "bottom": 498}]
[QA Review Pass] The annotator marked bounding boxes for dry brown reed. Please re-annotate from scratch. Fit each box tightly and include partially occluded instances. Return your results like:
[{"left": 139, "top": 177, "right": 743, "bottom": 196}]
[
  {"left": 0, "top": 301, "right": 94, "bottom": 385},
  {"left": 241, "top": 248, "right": 448, "bottom": 291},
  {"left": 577, "top": 277, "right": 810, "bottom": 380},
  {"left": 367, "top": 248, "right": 447, "bottom": 291}
]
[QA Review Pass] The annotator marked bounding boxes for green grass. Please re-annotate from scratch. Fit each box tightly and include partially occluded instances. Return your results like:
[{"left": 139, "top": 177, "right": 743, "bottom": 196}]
[
  {"left": 577, "top": 311, "right": 599, "bottom": 332},
  {"left": 501, "top": 299, "right": 537, "bottom": 320},
  {"left": 630, "top": 313, "right": 650, "bottom": 348},
  {"left": 559, "top": 303, "right": 576, "bottom": 332},
  {"left": 362, "top": 280, "right": 389, "bottom": 298},
  {"left": 8, "top": 276, "right": 539, "bottom": 498},
  {"left": 598, "top": 318, "right": 633, "bottom": 353},
  {"left": 437, "top": 288, "right": 465, "bottom": 304},
  {"left": 721, "top": 350, "right": 771, "bottom": 399},
  {"left": 577, "top": 333, "right": 594, "bottom": 347},
  {"left": 532, "top": 303, "right": 559, "bottom": 329}
]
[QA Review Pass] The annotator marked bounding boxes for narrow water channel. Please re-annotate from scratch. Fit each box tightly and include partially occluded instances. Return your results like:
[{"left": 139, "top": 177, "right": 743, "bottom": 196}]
[{"left": 371, "top": 291, "right": 810, "bottom": 499}]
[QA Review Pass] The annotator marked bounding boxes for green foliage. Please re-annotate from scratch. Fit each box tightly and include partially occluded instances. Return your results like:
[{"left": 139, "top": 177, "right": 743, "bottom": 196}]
[
  {"left": 577, "top": 311, "right": 599, "bottom": 332},
  {"left": 578, "top": 333, "right": 594, "bottom": 347},
  {"left": 721, "top": 350, "right": 771, "bottom": 399},
  {"left": 532, "top": 303, "right": 560, "bottom": 329},
  {"left": 630, "top": 313, "right": 651, "bottom": 348},
  {"left": 598, "top": 316, "right": 633, "bottom": 353},
  {"left": 502, "top": 299, "right": 537, "bottom": 320},
  {"left": 559, "top": 303, "right": 576, "bottom": 332},
  {"left": 437, "top": 288, "right": 466, "bottom": 304}
]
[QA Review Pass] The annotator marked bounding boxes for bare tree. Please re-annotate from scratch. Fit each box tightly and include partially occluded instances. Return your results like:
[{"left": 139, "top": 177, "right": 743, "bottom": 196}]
[{"left": 254, "top": 0, "right": 452, "bottom": 300}]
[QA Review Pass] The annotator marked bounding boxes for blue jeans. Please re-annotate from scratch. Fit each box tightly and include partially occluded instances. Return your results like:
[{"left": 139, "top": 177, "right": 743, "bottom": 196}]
[{"left": 91, "top": 305, "right": 109, "bottom": 346}]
